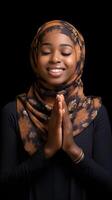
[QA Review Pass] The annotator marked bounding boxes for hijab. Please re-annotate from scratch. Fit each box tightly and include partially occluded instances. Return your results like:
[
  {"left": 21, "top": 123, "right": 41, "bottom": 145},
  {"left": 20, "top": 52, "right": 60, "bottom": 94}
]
[{"left": 16, "top": 20, "right": 101, "bottom": 155}]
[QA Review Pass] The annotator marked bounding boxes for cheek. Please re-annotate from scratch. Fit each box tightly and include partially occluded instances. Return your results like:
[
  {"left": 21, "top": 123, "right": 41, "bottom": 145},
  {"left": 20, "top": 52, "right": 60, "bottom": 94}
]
[
  {"left": 34, "top": 57, "right": 50, "bottom": 77},
  {"left": 66, "top": 56, "right": 77, "bottom": 69},
  {"left": 37, "top": 56, "right": 49, "bottom": 67}
]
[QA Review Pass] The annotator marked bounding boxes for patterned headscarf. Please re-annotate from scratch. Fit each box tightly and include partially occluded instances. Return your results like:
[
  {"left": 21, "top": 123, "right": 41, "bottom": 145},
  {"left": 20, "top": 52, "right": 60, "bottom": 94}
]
[{"left": 16, "top": 20, "right": 101, "bottom": 155}]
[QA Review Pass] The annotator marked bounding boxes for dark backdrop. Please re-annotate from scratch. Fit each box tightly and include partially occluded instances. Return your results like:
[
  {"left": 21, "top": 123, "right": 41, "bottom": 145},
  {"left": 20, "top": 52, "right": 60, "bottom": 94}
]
[{"left": 0, "top": 1, "right": 112, "bottom": 122}]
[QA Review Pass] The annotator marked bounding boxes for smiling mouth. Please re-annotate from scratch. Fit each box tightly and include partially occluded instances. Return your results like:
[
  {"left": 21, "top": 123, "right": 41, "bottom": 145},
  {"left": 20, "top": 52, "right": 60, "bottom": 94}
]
[{"left": 47, "top": 68, "right": 65, "bottom": 77}]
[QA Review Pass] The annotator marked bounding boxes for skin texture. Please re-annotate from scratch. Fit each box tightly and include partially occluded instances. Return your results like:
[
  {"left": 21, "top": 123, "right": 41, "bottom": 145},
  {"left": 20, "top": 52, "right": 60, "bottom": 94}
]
[
  {"left": 34, "top": 30, "right": 79, "bottom": 89},
  {"left": 34, "top": 29, "right": 82, "bottom": 158}
]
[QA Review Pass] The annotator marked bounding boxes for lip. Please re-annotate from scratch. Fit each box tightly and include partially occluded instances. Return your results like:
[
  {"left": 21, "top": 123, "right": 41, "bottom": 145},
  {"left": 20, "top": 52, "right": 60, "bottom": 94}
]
[
  {"left": 46, "top": 65, "right": 66, "bottom": 77},
  {"left": 47, "top": 67, "right": 65, "bottom": 78},
  {"left": 47, "top": 65, "right": 65, "bottom": 70}
]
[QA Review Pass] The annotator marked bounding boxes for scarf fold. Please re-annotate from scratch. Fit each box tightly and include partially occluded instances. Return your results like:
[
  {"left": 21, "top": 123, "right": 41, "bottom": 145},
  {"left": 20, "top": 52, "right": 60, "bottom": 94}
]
[{"left": 16, "top": 20, "right": 101, "bottom": 155}]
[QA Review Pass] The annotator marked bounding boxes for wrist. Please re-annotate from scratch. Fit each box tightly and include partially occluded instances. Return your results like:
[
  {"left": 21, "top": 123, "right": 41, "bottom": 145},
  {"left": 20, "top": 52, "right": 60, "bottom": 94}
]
[
  {"left": 66, "top": 145, "right": 84, "bottom": 163},
  {"left": 72, "top": 149, "right": 84, "bottom": 164},
  {"left": 44, "top": 145, "right": 53, "bottom": 158}
]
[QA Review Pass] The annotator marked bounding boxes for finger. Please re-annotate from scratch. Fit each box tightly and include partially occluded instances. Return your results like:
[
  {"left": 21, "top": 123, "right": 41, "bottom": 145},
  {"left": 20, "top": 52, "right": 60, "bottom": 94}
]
[
  {"left": 52, "top": 96, "right": 60, "bottom": 113},
  {"left": 61, "top": 96, "right": 71, "bottom": 124},
  {"left": 62, "top": 96, "right": 68, "bottom": 115},
  {"left": 56, "top": 95, "right": 63, "bottom": 113},
  {"left": 58, "top": 101, "right": 63, "bottom": 122},
  {"left": 50, "top": 96, "right": 62, "bottom": 124}
]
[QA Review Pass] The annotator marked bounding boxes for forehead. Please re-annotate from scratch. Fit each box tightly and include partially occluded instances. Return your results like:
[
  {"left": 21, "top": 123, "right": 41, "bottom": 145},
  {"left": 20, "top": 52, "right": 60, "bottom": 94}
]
[
  {"left": 38, "top": 24, "right": 76, "bottom": 44},
  {"left": 39, "top": 29, "right": 74, "bottom": 46}
]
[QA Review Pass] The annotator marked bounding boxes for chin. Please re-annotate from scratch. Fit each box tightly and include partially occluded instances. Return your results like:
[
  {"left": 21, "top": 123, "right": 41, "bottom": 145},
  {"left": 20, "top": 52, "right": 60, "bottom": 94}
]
[
  {"left": 48, "top": 80, "right": 65, "bottom": 87},
  {"left": 40, "top": 77, "right": 69, "bottom": 89}
]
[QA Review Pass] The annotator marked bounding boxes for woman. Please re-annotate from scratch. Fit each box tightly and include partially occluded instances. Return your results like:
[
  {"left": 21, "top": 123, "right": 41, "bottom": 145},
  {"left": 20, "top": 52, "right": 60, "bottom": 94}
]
[{"left": 1, "top": 20, "right": 112, "bottom": 200}]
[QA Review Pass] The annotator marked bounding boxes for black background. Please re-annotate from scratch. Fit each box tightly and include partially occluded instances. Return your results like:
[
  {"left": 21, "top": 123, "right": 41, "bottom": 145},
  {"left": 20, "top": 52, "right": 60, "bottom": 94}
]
[{"left": 0, "top": 1, "right": 112, "bottom": 122}]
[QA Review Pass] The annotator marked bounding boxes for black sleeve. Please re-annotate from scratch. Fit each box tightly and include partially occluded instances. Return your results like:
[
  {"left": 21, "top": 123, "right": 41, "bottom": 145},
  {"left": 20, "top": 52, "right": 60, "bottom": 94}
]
[
  {"left": 0, "top": 102, "right": 49, "bottom": 185},
  {"left": 72, "top": 105, "right": 112, "bottom": 194}
]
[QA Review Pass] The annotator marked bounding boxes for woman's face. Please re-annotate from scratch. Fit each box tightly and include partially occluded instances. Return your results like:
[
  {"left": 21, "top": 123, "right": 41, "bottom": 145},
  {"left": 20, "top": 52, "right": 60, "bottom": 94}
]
[{"left": 34, "top": 29, "right": 78, "bottom": 88}]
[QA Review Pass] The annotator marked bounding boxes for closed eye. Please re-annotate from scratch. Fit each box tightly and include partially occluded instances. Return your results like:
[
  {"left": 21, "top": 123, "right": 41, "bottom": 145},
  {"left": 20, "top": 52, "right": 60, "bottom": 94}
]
[
  {"left": 62, "top": 52, "right": 72, "bottom": 56},
  {"left": 41, "top": 51, "right": 51, "bottom": 55}
]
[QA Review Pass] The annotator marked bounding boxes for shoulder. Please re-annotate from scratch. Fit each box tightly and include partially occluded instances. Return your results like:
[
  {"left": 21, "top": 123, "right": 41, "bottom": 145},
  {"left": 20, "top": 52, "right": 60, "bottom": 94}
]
[
  {"left": 94, "top": 104, "right": 111, "bottom": 131},
  {"left": 0, "top": 101, "right": 19, "bottom": 132},
  {"left": 0, "top": 101, "right": 17, "bottom": 125},
  {"left": 1, "top": 101, "right": 16, "bottom": 115},
  {"left": 97, "top": 104, "right": 110, "bottom": 120}
]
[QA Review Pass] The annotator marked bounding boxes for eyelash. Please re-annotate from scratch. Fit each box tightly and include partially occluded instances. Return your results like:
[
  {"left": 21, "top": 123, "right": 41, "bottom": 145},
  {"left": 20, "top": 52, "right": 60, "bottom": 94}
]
[
  {"left": 41, "top": 52, "right": 71, "bottom": 56},
  {"left": 62, "top": 52, "right": 71, "bottom": 56},
  {"left": 41, "top": 52, "right": 50, "bottom": 55}
]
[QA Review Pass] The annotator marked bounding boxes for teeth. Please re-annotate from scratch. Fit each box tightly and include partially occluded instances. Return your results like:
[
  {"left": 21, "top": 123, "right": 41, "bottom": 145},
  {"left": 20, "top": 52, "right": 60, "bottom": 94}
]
[{"left": 49, "top": 69, "right": 63, "bottom": 72}]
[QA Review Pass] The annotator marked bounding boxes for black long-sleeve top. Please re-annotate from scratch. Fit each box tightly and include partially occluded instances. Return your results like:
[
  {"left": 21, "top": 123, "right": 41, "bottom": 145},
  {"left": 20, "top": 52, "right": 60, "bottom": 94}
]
[{"left": 0, "top": 101, "right": 112, "bottom": 200}]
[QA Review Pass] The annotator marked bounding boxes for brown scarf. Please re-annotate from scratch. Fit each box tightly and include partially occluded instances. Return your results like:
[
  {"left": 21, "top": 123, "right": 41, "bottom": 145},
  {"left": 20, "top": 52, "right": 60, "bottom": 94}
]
[{"left": 16, "top": 20, "right": 101, "bottom": 155}]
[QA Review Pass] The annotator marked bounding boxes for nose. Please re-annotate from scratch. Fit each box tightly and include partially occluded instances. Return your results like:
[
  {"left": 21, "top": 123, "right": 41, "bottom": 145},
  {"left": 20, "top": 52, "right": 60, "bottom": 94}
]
[{"left": 49, "top": 51, "right": 61, "bottom": 64}]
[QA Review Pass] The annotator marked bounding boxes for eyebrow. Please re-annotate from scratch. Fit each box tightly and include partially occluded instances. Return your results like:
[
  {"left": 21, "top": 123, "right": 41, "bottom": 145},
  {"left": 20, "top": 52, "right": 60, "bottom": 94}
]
[{"left": 40, "top": 43, "right": 73, "bottom": 48}]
